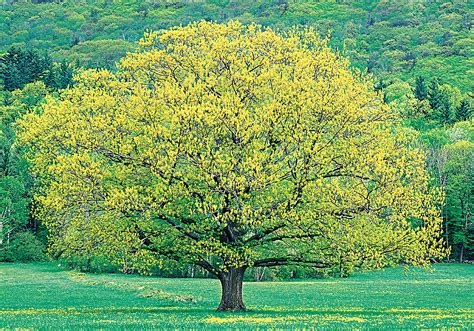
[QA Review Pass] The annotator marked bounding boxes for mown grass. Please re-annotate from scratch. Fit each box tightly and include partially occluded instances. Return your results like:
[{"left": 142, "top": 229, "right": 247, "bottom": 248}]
[{"left": 0, "top": 263, "right": 473, "bottom": 329}]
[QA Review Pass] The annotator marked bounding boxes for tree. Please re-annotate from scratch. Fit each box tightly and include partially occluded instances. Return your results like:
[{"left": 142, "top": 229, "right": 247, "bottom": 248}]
[
  {"left": 427, "top": 79, "right": 444, "bottom": 113},
  {"left": 439, "top": 96, "right": 452, "bottom": 124},
  {"left": 455, "top": 99, "right": 471, "bottom": 121},
  {"left": 0, "top": 48, "right": 50, "bottom": 91},
  {"left": 19, "top": 21, "right": 447, "bottom": 311},
  {"left": 0, "top": 48, "right": 72, "bottom": 92},
  {"left": 373, "top": 78, "right": 392, "bottom": 103},
  {"left": 1, "top": 82, "right": 48, "bottom": 261},
  {"left": 444, "top": 140, "right": 473, "bottom": 262},
  {"left": 55, "top": 60, "right": 74, "bottom": 89},
  {"left": 420, "top": 122, "right": 474, "bottom": 262},
  {"left": 426, "top": 79, "right": 461, "bottom": 124},
  {"left": 414, "top": 76, "right": 428, "bottom": 101}
]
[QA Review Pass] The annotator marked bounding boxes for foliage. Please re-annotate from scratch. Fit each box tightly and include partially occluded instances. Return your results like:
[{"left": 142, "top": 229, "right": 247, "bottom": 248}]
[
  {"left": 0, "top": 231, "right": 45, "bottom": 262},
  {"left": 0, "top": 0, "right": 470, "bottom": 275},
  {"left": 456, "top": 99, "right": 472, "bottom": 122},
  {"left": 19, "top": 21, "right": 447, "bottom": 310},
  {"left": 0, "top": 47, "right": 50, "bottom": 91},
  {"left": 395, "top": 75, "right": 473, "bottom": 263},
  {"left": 397, "top": 75, "right": 473, "bottom": 262},
  {"left": 0, "top": 263, "right": 473, "bottom": 329},
  {"left": 0, "top": 47, "right": 73, "bottom": 91},
  {"left": 414, "top": 76, "right": 428, "bottom": 101},
  {"left": 58, "top": 255, "right": 124, "bottom": 274},
  {"left": 0, "top": 81, "right": 48, "bottom": 262},
  {"left": 0, "top": 48, "right": 74, "bottom": 263},
  {"left": 400, "top": 76, "right": 471, "bottom": 128},
  {"left": 420, "top": 122, "right": 474, "bottom": 262},
  {"left": 0, "top": 0, "right": 471, "bottom": 92}
]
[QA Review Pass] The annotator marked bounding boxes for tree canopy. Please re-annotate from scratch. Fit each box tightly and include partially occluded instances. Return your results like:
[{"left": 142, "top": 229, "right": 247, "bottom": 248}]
[
  {"left": 2, "top": 0, "right": 471, "bottom": 92},
  {"left": 19, "top": 21, "right": 447, "bottom": 311},
  {"left": 0, "top": 81, "right": 48, "bottom": 261}
]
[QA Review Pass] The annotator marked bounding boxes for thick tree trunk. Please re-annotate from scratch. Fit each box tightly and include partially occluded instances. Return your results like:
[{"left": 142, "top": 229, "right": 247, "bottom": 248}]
[{"left": 217, "top": 267, "right": 246, "bottom": 311}]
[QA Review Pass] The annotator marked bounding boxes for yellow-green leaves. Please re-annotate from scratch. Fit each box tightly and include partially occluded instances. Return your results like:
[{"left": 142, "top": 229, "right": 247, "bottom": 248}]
[{"left": 18, "top": 21, "right": 447, "bottom": 275}]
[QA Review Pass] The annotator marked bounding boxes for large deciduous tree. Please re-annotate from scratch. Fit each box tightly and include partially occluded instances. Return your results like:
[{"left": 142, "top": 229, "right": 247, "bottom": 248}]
[{"left": 19, "top": 21, "right": 446, "bottom": 311}]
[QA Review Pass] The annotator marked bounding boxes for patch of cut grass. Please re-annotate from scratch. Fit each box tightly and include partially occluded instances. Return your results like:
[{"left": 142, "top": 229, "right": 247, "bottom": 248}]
[{"left": 0, "top": 263, "right": 472, "bottom": 329}]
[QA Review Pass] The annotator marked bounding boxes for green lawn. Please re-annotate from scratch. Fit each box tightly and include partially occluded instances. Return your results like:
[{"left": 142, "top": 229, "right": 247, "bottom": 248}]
[{"left": 0, "top": 263, "right": 473, "bottom": 329}]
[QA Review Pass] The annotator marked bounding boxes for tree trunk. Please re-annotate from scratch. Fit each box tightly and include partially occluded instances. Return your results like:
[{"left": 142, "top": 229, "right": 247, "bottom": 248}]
[
  {"left": 217, "top": 267, "right": 246, "bottom": 311},
  {"left": 459, "top": 244, "right": 464, "bottom": 263}
]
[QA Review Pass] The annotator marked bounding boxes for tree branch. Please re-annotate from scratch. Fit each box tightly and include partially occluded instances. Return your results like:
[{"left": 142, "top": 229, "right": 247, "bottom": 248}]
[
  {"left": 253, "top": 257, "right": 326, "bottom": 268},
  {"left": 244, "top": 224, "right": 286, "bottom": 243}
]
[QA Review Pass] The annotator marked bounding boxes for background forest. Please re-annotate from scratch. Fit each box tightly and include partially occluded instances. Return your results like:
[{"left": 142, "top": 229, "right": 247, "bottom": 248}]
[{"left": 0, "top": 0, "right": 472, "bottom": 279}]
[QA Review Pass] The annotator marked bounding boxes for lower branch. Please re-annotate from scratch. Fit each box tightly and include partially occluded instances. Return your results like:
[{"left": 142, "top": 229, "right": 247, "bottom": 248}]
[{"left": 253, "top": 257, "right": 326, "bottom": 268}]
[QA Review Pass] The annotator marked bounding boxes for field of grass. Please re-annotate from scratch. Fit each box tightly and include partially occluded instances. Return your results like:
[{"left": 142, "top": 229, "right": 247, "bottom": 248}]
[{"left": 0, "top": 263, "right": 473, "bottom": 329}]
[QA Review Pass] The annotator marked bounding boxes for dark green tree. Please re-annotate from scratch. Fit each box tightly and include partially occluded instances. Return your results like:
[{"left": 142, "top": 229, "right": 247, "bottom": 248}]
[
  {"left": 439, "top": 97, "right": 453, "bottom": 124},
  {"left": 426, "top": 79, "right": 455, "bottom": 124},
  {"left": 414, "top": 76, "right": 428, "bottom": 101},
  {"left": 455, "top": 99, "right": 472, "bottom": 121},
  {"left": 56, "top": 60, "right": 74, "bottom": 89},
  {"left": 44, "top": 61, "right": 57, "bottom": 90},
  {"left": 428, "top": 79, "right": 443, "bottom": 112},
  {"left": 373, "top": 79, "right": 391, "bottom": 103},
  {"left": 0, "top": 48, "right": 50, "bottom": 91},
  {"left": 0, "top": 48, "right": 74, "bottom": 91}
]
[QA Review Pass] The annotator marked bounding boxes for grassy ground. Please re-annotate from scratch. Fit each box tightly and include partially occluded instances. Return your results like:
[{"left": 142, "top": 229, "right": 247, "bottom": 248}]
[{"left": 0, "top": 263, "right": 473, "bottom": 330}]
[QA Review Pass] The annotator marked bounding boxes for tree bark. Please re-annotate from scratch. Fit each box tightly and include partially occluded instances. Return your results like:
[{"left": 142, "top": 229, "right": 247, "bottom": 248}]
[{"left": 217, "top": 267, "right": 247, "bottom": 311}]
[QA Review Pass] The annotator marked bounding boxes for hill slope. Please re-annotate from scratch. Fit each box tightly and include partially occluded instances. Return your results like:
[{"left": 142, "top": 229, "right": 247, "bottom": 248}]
[{"left": 1, "top": 0, "right": 472, "bottom": 90}]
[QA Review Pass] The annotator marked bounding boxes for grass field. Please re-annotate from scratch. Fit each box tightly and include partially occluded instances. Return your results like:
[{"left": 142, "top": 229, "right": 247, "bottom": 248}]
[{"left": 0, "top": 263, "right": 473, "bottom": 329}]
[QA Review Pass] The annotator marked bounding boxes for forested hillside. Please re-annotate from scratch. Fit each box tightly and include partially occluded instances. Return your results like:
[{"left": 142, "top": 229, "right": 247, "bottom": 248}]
[
  {"left": 0, "top": 0, "right": 472, "bottom": 273},
  {"left": 1, "top": 0, "right": 472, "bottom": 90}
]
